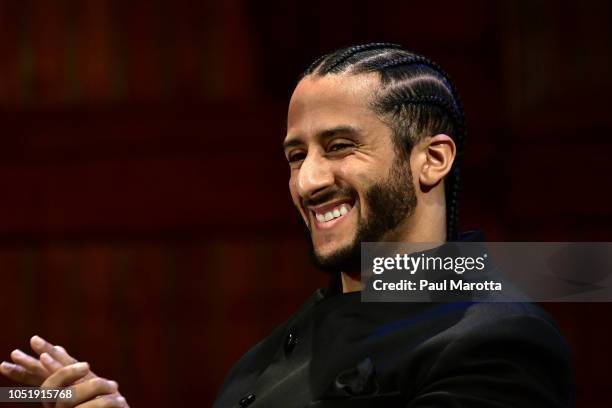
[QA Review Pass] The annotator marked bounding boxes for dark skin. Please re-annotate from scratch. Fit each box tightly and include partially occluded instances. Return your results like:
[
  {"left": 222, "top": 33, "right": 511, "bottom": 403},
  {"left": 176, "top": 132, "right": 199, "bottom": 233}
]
[{"left": 285, "top": 72, "right": 455, "bottom": 291}]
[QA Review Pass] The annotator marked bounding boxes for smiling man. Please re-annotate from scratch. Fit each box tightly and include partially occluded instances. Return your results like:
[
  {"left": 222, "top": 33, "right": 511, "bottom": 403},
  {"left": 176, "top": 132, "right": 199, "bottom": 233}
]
[
  {"left": 0, "top": 43, "right": 574, "bottom": 408},
  {"left": 212, "top": 43, "right": 574, "bottom": 407},
  {"left": 284, "top": 70, "right": 445, "bottom": 288}
]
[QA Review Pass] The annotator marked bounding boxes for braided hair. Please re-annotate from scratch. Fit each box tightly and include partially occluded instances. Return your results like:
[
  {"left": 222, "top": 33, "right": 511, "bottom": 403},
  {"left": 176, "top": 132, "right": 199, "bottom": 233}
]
[{"left": 301, "top": 43, "right": 466, "bottom": 241}]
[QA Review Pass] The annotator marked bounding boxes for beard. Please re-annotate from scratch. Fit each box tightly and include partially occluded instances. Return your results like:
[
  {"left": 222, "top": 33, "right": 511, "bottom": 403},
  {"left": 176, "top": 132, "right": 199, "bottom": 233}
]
[{"left": 305, "top": 156, "right": 417, "bottom": 274}]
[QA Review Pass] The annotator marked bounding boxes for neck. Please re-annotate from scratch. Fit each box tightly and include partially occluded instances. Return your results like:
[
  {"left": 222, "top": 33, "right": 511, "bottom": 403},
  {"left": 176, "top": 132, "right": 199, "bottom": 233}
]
[{"left": 341, "top": 272, "right": 363, "bottom": 293}]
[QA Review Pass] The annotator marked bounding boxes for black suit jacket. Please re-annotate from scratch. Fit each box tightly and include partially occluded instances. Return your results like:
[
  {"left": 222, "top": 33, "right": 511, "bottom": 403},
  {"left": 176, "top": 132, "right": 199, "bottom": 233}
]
[{"left": 213, "top": 286, "right": 574, "bottom": 407}]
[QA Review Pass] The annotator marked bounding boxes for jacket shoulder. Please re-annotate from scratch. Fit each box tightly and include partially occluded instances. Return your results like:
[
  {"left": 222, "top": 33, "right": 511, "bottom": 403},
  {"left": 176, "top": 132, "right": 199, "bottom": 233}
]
[{"left": 403, "top": 302, "right": 574, "bottom": 407}]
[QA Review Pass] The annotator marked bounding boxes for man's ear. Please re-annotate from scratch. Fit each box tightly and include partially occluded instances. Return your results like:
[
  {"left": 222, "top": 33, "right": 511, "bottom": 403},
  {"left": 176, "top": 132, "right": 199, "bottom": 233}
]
[{"left": 417, "top": 134, "right": 456, "bottom": 188}]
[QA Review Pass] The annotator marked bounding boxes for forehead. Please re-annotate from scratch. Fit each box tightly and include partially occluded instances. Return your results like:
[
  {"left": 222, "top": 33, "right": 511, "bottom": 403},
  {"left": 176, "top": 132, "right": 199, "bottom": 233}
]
[{"left": 286, "top": 73, "right": 382, "bottom": 139}]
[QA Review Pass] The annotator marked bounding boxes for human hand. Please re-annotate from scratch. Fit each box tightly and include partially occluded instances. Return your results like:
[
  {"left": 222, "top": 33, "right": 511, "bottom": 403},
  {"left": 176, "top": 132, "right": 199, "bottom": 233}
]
[{"left": 0, "top": 335, "right": 129, "bottom": 408}]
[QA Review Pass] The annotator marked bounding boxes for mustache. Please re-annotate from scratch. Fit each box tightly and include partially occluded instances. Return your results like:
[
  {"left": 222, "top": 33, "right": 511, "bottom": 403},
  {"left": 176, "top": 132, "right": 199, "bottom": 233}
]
[{"left": 302, "top": 187, "right": 356, "bottom": 208}]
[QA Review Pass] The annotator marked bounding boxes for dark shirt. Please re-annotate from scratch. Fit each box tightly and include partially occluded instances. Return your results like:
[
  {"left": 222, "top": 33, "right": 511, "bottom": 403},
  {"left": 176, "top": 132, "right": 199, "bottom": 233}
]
[{"left": 214, "top": 234, "right": 574, "bottom": 408}]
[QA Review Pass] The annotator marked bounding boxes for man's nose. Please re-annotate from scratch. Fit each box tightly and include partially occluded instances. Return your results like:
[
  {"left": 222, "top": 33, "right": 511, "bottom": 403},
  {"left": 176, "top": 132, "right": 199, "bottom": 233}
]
[{"left": 297, "top": 152, "right": 334, "bottom": 198}]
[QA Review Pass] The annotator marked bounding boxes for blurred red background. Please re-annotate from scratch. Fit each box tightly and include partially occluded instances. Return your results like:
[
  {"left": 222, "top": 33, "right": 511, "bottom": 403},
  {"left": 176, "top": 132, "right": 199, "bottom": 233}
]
[{"left": 0, "top": 0, "right": 610, "bottom": 406}]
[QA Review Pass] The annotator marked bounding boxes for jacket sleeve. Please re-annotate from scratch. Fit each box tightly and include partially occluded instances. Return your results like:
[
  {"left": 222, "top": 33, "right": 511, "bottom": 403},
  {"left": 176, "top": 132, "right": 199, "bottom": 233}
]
[{"left": 404, "top": 311, "right": 575, "bottom": 408}]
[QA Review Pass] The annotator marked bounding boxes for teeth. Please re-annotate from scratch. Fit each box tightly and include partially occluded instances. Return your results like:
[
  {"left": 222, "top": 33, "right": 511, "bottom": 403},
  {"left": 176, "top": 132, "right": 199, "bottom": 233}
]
[{"left": 315, "top": 203, "right": 352, "bottom": 223}]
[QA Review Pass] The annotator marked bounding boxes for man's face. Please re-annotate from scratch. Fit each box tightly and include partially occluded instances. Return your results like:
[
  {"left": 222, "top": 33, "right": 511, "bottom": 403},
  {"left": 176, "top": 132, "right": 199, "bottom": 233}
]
[{"left": 284, "top": 73, "right": 417, "bottom": 272}]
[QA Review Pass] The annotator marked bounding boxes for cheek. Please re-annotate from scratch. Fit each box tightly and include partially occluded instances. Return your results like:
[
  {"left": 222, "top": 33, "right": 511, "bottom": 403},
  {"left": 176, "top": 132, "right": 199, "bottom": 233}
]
[
  {"left": 288, "top": 176, "right": 306, "bottom": 215},
  {"left": 336, "top": 161, "right": 379, "bottom": 194}
]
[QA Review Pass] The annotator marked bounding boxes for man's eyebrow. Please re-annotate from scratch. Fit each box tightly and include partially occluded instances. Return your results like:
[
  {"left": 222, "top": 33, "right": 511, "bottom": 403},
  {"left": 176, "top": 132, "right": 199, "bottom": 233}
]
[
  {"left": 282, "top": 138, "right": 303, "bottom": 151},
  {"left": 282, "top": 125, "right": 362, "bottom": 151},
  {"left": 319, "top": 124, "right": 361, "bottom": 138}
]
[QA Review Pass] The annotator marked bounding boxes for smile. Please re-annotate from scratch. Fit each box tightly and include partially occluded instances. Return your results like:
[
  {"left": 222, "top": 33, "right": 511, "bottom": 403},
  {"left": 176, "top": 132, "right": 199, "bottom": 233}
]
[
  {"left": 315, "top": 203, "right": 351, "bottom": 222},
  {"left": 310, "top": 201, "right": 355, "bottom": 229}
]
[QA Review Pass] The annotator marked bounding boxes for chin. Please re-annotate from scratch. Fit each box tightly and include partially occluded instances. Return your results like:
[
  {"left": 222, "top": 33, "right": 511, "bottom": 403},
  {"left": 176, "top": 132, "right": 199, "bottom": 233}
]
[
  {"left": 312, "top": 236, "right": 352, "bottom": 259},
  {"left": 313, "top": 245, "right": 342, "bottom": 261},
  {"left": 311, "top": 239, "right": 361, "bottom": 274}
]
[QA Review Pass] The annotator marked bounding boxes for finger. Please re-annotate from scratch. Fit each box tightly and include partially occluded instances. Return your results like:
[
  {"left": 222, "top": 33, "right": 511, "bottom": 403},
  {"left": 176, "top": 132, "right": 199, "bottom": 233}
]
[
  {"left": 53, "top": 346, "right": 78, "bottom": 365},
  {"left": 31, "top": 335, "right": 77, "bottom": 366},
  {"left": 0, "top": 361, "right": 43, "bottom": 386},
  {"left": 31, "top": 336, "right": 97, "bottom": 384},
  {"left": 73, "top": 394, "right": 128, "bottom": 408},
  {"left": 10, "top": 349, "right": 49, "bottom": 378},
  {"left": 32, "top": 336, "right": 97, "bottom": 384},
  {"left": 42, "top": 362, "right": 90, "bottom": 389},
  {"left": 57, "top": 378, "right": 118, "bottom": 408},
  {"left": 40, "top": 352, "right": 64, "bottom": 374}
]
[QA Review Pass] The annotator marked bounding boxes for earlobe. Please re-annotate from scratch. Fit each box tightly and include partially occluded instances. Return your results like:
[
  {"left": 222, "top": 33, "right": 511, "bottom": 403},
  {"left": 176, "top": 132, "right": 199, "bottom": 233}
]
[{"left": 418, "top": 134, "right": 456, "bottom": 187}]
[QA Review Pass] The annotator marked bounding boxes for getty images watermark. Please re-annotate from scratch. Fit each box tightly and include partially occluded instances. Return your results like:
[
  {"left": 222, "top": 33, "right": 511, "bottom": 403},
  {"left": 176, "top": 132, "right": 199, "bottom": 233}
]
[{"left": 361, "top": 242, "right": 612, "bottom": 302}]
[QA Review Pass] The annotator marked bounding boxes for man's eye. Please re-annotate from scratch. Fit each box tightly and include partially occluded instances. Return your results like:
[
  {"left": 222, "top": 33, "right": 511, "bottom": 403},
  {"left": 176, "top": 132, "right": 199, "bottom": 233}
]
[
  {"left": 288, "top": 152, "right": 306, "bottom": 163},
  {"left": 328, "top": 143, "right": 354, "bottom": 152}
]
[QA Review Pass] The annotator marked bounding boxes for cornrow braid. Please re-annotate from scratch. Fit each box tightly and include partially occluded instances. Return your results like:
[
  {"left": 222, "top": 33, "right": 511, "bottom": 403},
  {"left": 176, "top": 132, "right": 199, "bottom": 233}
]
[
  {"left": 324, "top": 42, "right": 401, "bottom": 73},
  {"left": 301, "top": 44, "right": 467, "bottom": 241},
  {"left": 391, "top": 95, "right": 461, "bottom": 126},
  {"left": 373, "top": 55, "right": 453, "bottom": 91},
  {"left": 389, "top": 53, "right": 467, "bottom": 142},
  {"left": 303, "top": 43, "right": 401, "bottom": 77},
  {"left": 303, "top": 54, "right": 330, "bottom": 77},
  {"left": 371, "top": 54, "right": 440, "bottom": 71},
  {"left": 388, "top": 94, "right": 466, "bottom": 155},
  {"left": 364, "top": 53, "right": 464, "bottom": 120}
]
